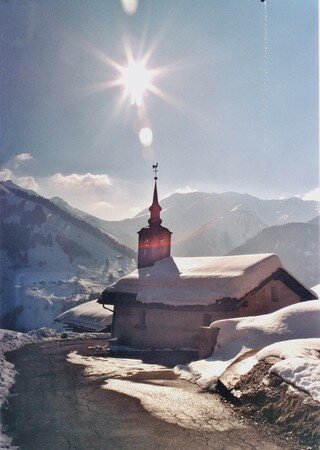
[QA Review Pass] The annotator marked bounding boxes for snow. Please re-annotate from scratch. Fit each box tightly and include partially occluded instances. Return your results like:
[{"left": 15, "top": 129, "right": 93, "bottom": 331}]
[
  {"left": 0, "top": 329, "right": 35, "bottom": 449},
  {"left": 178, "top": 300, "right": 320, "bottom": 392},
  {"left": 55, "top": 300, "right": 113, "bottom": 331},
  {"left": 230, "top": 204, "right": 241, "bottom": 212},
  {"left": 257, "top": 338, "right": 320, "bottom": 402},
  {"left": 312, "top": 283, "right": 320, "bottom": 298},
  {"left": 105, "top": 253, "right": 295, "bottom": 306}
]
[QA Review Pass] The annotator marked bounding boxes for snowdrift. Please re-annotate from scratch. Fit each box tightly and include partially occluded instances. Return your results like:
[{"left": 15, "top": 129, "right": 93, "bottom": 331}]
[{"left": 179, "top": 300, "right": 320, "bottom": 399}]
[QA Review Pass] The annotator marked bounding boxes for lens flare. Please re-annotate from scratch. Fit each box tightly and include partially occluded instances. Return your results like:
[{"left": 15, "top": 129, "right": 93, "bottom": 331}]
[{"left": 139, "top": 127, "right": 153, "bottom": 146}]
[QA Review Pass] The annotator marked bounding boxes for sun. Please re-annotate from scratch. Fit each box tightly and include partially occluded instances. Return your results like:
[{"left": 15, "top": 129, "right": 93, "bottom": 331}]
[
  {"left": 84, "top": 39, "right": 181, "bottom": 112},
  {"left": 120, "top": 61, "right": 152, "bottom": 106}
]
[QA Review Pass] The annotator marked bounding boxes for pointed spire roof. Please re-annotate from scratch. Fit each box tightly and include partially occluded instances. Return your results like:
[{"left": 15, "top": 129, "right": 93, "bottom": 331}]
[{"left": 148, "top": 180, "right": 162, "bottom": 226}]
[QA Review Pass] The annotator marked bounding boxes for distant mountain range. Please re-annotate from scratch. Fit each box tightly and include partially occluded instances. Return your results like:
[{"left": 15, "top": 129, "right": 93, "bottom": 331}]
[
  {"left": 229, "top": 218, "right": 320, "bottom": 287},
  {"left": 1, "top": 180, "right": 319, "bottom": 331},
  {"left": 51, "top": 189, "right": 319, "bottom": 287},
  {"left": 51, "top": 191, "right": 319, "bottom": 255},
  {"left": 0, "top": 181, "right": 135, "bottom": 331}
]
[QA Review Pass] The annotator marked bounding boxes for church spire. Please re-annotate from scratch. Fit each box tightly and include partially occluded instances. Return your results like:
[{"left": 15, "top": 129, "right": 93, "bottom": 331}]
[
  {"left": 148, "top": 164, "right": 162, "bottom": 226},
  {"left": 137, "top": 163, "right": 172, "bottom": 268}
]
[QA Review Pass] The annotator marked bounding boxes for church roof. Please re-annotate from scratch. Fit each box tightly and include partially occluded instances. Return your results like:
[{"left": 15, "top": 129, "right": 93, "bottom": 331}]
[{"left": 100, "top": 254, "right": 317, "bottom": 306}]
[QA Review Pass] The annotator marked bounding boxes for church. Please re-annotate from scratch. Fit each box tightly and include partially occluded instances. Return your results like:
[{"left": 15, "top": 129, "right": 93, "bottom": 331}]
[{"left": 98, "top": 168, "right": 317, "bottom": 351}]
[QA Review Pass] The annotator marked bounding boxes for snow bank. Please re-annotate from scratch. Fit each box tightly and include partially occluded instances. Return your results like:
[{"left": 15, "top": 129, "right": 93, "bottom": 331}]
[
  {"left": 105, "top": 254, "right": 291, "bottom": 306},
  {"left": 55, "top": 300, "right": 113, "bottom": 332},
  {"left": 257, "top": 338, "right": 320, "bottom": 402},
  {"left": 178, "top": 300, "right": 320, "bottom": 390},
  {"left": 0, "top": 330, "right": 36, "bottom": 449}
]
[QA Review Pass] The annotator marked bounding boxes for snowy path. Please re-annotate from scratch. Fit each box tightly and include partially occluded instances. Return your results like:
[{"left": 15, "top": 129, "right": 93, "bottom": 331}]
[{"left": 1, "top": 340, "right": 299, "bottom": 450}]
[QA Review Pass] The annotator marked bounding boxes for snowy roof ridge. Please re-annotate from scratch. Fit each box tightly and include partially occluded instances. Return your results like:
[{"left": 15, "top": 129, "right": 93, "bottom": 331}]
[{"left": 102, "top": 253, "right": 305, "bottom": 306}]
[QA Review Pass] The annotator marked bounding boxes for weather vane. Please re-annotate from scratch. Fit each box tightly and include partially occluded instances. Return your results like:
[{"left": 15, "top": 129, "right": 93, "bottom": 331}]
[{"left": 152, "top": 163, "right": 158, "bottom": 180}]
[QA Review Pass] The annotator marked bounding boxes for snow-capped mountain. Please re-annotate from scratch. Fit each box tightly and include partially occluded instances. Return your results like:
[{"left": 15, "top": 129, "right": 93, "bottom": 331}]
[
  {"left": 50, "top": 196, "right": 139, "bottom": 249},
  {"left": 0, "top": 181, "right": 136, "bottom": 331},
  {"left": 51, "top": 191, "right": 319, "bottom": 259},
  {"left": 229, "top": 217, "right": 320, "bottom": 287},
  {"left": 173, "top": 206, "right": 267, "bottom": 256}
]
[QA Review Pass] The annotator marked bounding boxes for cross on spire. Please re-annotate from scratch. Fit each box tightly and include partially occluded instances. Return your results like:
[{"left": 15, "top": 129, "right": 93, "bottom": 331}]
[{"left": 152, "top": 163, "right": 158, "bottom": 180}]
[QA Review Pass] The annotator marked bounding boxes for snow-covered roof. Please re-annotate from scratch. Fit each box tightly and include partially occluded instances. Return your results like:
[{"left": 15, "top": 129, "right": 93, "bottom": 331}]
[
  {"left": 55, "top": 300, "right": 113, "bottom": 331},
  {"left": 101, "top": 254, "right": 313, "bottom": 306},
  {"left": 312, "top": 284, "right": 320, "bottom": 298}
]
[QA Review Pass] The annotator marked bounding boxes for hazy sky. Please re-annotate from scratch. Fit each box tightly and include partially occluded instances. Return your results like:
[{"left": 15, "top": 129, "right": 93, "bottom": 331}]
[{"left": 0, "top": 0, "right": 318, "bottom": 220}]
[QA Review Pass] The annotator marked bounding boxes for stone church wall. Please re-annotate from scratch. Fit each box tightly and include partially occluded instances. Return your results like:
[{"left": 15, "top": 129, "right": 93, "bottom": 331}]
[
  {"left": 113, "top": 279, "right": 303, "bottom": 350},
  {"left": 113, "top": 305, "right": 237, "bottom": 350}
]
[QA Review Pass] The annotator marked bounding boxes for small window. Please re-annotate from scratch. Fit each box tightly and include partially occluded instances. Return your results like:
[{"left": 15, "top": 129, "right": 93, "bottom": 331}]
[
  {"left": 271, "top": 286, "right": 278, "bottom": 302},
  {"left": 140, "top": 309, "right": 146, "bottom": 326},
  {"left": 203, "top": 313, "right": 212, "bottom": 326},
  {"left": 135, "top": 309, "right": 146, "bottom": 329}
]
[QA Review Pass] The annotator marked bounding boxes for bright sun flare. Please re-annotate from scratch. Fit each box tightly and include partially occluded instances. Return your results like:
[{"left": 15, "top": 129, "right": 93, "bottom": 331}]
[{"left": 120, "top": 61, "right": 152, "bottom": 106}]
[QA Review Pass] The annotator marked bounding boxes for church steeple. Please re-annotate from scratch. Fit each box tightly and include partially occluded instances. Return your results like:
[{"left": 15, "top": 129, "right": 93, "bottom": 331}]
[
  {"left": 148, "top": 166, "right": 162, "bottom": 226},
  {"left": 137, "top": 164, "right": 172, "bottom": 269}
]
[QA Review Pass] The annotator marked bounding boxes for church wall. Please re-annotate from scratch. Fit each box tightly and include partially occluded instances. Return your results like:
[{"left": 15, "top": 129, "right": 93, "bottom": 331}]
[
  {"left": 113, "top": 305, "right": 238, "bottom": 350},
  {"left": 113, "top": 279, "right": 304, "bottom": 350},
  {"left": 239, "top": 279, "right": 302, "bottom": 316}
]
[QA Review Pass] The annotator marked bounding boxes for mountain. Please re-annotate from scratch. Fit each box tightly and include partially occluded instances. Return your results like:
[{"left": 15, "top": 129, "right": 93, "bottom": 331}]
[
  {"left": 308, "top": 215, "right": 320, "bottom": 226},
  {"left": 50, "top": 196, "right": 139, "bottom": 248},
  {"left": 172, "top": 206, "right": 266, "bottom": 256},
  {"left": 229, "top": 218, "right": 320, "bottom": 287},
  {"left": 0, "top": 181, "right": 136, "bottom": 331},
  {"left": 51, "top": 191, "right": 319, "bottom": 258}
]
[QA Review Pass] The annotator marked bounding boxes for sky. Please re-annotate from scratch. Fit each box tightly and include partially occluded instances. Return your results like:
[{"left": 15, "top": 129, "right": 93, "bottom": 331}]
[{"left": 0, "top": 0, "right": 318, "bottom": 220}]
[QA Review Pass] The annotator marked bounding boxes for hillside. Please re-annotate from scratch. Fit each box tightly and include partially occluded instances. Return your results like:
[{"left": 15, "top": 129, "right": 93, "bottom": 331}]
[
  {"left": 229, "top": 219, "right": 320, "bottom": 287},
  {"left": 0, "top": 181, "right": 135, "bottom": 331}
]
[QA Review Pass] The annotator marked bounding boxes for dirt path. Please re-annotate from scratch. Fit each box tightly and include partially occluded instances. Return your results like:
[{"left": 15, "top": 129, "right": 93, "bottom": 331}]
[{"left": 1, "top": 340, "right": 299, "bottom": 450}]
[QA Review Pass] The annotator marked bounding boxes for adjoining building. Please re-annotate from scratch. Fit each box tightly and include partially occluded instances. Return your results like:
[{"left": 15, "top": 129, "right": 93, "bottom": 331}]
[
  {"left": 98, "top": 171, "right": 317, "bottom": 350},
  {"left": 56, "top": 300, "right": 113, "bottom": 333}
]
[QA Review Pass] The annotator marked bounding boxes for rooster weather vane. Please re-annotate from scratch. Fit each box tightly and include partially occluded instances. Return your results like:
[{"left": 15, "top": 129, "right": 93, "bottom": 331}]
[{"left": 153, "top": 163, "right": 159, "bottom": 181}]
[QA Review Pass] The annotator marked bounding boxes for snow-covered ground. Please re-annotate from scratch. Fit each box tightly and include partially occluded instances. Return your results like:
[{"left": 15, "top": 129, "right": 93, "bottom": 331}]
[
  {"left": 0, "top": 329, "right": 42, "bottom": 449},
  {"left": 178, "top": 300, "right": 320, "bottom": 401}
]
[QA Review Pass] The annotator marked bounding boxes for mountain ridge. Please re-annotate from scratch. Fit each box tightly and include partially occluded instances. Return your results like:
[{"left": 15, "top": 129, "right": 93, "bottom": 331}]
[
  {"left": 0, "top": 181, "right": 136, "bottom": 331},
  {"left": 229, "top": 220, "right": 320, "bottom": 287}
]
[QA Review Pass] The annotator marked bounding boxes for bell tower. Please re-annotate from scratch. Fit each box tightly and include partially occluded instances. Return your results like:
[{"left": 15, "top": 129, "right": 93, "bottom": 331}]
[{"left": 138, "top": 164, "right": 172, "bottom": 269}]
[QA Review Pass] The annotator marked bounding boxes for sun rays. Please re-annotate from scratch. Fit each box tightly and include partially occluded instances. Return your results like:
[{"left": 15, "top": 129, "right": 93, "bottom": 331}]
[{"left": 76, "top": 30, "right": 201, "bottom": 152}]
